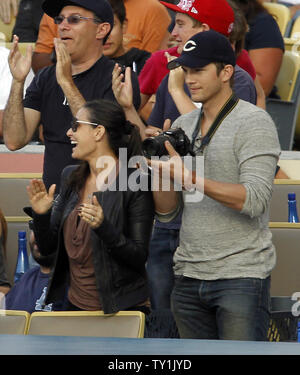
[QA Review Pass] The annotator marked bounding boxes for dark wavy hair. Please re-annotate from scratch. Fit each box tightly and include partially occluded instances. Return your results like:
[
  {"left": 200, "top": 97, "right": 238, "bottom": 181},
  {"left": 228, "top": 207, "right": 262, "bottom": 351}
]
[
  {"left": 230, "top": 0, "right": 268, "bottom": 23},
  {"left": 227, "top": 0, "right": 248, "bottom": 57},
  {"left": 67, "top": 99, "right": 142, "bottom": 192},
  {"left": 108, "top": 0, "right": 126, "bottom": 25}
]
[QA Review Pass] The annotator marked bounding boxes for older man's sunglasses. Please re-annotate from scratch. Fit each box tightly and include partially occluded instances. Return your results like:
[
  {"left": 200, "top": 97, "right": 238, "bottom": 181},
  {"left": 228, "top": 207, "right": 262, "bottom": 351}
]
[{"left": 54, "top": 14, "right": 101, "bottom": 25}]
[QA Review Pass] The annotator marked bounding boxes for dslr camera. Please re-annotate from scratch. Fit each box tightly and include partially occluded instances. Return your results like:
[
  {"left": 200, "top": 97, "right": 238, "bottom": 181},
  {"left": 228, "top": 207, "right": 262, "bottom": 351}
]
[{"left": 142, "top": 128, "right": 193, "bottom": 158}]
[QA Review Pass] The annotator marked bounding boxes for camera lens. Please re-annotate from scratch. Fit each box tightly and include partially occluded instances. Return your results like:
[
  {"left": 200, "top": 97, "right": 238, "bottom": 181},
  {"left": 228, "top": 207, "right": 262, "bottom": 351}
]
[
  {"left": 142, "top": 128, "right": 193, "bottom": 158},
  {"left": 142, "top": 137, "right": 166, "bottom": 158}
]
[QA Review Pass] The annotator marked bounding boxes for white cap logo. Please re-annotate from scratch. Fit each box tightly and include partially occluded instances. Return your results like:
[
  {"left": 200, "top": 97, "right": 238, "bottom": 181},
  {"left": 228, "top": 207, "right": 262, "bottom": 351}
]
[
  {"left": 228, "top": 22, "right": 234, "bottom": 34},
  {"left": 177, "top": 0, "right": 195, "bottom": 12},
  {"left": 183, "top": 40, "right": 197, "bottom": 52}
]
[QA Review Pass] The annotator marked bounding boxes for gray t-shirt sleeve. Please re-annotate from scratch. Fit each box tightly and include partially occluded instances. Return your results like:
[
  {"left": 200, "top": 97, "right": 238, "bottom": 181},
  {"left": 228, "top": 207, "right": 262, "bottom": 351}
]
[{"left": 234, "top": 110, "right": 280, "bottom": 218}]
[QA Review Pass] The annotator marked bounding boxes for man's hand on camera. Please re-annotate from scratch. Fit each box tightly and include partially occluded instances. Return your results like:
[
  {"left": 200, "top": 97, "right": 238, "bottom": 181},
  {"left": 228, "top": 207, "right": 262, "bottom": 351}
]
[
  {"left": 145, "top": 119, "right": 171, "bottom": 137},
  {"left": 148, "top": 140, "right": 194, "bottom": 191}
]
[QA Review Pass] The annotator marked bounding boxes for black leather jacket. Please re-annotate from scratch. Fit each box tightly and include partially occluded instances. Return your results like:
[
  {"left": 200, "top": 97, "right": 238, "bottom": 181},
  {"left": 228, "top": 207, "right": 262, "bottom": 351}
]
[{"left": 32, "top": 165, "right": 154, "bottom": 314}]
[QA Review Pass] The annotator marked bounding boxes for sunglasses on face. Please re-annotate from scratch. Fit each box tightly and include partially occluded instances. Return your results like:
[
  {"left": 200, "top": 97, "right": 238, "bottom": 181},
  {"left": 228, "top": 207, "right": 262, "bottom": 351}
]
[
  {"left": 71, "top": 119, "right": 100, "bottom": 132},
  {"left": 54, "top": 14, "right": 102, "bottom": 25}
]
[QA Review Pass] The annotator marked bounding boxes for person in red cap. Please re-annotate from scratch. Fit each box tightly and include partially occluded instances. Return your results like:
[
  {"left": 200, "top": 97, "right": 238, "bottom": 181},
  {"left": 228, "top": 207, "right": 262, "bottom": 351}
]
[
  {"left": 161, "top": 0, "right": 234, "bottom": 40},
  {"left": 138, "top": 0, "right": 236, "bottom": 117}
]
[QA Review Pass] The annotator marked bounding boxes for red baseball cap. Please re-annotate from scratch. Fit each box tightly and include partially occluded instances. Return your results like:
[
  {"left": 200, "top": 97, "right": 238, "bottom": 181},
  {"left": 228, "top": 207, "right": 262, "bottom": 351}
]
[{"left": 160, "top": 0, "right": 234, "bottom": 37}]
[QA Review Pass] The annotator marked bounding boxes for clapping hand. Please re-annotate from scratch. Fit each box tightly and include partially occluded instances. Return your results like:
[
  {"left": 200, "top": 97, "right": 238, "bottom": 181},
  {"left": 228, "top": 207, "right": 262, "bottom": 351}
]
[
  {"left": 8, "top": 35, "right": 33, "bottom": 83},
  {"left": 112, "top": 63, "right": 133, "bottom": 110},
  {"left": 166, "top": 52, "right": 185, "bottom": 95},
  {"left": 77, "top": 195, "right": 104, "bottom": 229},
  {"left": 54, "top": 38, "right": 72, "bottom": 87},
  {"left": 27, "top": 179, "right": 56, "bottom": 215}
]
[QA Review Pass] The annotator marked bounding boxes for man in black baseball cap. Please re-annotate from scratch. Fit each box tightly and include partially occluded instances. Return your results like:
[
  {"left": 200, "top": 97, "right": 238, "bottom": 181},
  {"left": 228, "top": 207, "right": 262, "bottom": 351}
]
[
  {"left": 167, "top": 30, "right": 236, "bottom": 105},
  {"left": 42, "top": 0, "right": 114, "bottom": 41},
  {"left": 149, "top": 29, "right": 280, "bottom": 342},
  {"left": 167, "top": 30, "right": 236, "bottom": 71}
]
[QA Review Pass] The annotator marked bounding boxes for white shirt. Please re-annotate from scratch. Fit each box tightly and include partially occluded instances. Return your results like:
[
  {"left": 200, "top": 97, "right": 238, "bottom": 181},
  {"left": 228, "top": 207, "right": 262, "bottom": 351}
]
[
  {"left": 0, "top": 46, "right": 34, "bottom": 110},
  {"left": 279, "top": 0, "right": 300, "bottom": 4}
]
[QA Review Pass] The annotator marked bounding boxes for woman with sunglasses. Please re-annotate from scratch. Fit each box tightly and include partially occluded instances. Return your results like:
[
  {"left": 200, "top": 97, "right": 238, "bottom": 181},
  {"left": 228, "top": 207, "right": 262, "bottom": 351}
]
[{"left": 26, "top": 99, "right": 154, "bottom": 314}]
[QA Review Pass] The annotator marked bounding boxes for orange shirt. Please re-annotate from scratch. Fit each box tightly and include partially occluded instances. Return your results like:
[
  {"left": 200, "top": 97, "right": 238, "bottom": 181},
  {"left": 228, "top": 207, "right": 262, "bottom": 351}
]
[
  {"left": 123, "top": 0, "right": 171, "bottom": 53},
  {"left": 34, "top": 14, "right": 58, "bottom": 54},
  {"left": 34, "top": 0, "right": 171, "bottom": 54}
]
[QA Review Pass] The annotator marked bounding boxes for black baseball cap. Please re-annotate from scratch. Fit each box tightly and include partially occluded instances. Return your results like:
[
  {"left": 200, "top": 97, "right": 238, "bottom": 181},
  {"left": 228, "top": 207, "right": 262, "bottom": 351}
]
[
  {"left": 42, "top": 0, "right": 114, "bottom": 30},
  {"left": 168, "top": 30, "right": 236, "bottom": 70}
]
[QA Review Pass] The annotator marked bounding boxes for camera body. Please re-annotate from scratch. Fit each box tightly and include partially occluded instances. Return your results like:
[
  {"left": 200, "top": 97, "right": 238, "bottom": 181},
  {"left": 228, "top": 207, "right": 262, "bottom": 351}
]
[{"left": 142, "top": 128, "right": 192, "bottom": 158}]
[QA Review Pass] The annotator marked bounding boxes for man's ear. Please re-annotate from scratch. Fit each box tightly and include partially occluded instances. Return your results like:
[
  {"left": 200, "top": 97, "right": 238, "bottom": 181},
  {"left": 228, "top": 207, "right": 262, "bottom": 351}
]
[
  {"left": 201, "top": 23, "right": 210, "bottom": 32},
  {"left": 96, "top": 22, "right": 111, "bottom": 41},
  {"left": 222, "top": 64, "right": 235, "bottom": 83}
]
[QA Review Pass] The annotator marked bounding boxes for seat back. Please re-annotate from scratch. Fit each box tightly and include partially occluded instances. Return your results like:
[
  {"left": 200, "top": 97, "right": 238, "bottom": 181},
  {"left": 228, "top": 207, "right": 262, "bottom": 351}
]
[
  {"left": 276, "top": 51, "right": 300, "bottom": 102},
  {"left": 0, "top": 173, "right": 40, "bottom": 217},
  {"left": 269, "top": 179, "right": 300, "bottom": 222},
  {"left": 4, "top": 42, "right": 35, "bottom": 55},
  {"left": 266, "top": 52, "right": 300, "bottom": 150},
  {"left": 0, "top": 15, "right": 16, "bottom": 41},
  {"left": 263, "top": 2, "right": 291, "bottom": 36},
  {"left": 290, "top": 15, "right": 300, "bottom": 39},
  {"left": 270, "top": 222, "right": 300, "bottom": 296},
  {"left": 27, "top": 311, "right": 145, "bottom": 338},
  {"left": 278, "top": 158, "right": 300, "bottom": 179},
  {"left": 0, "top": 310, "right": 30, "bottom": 334},
  {"left": 268, "top": 296, "right": 298, "bottom": 342},
  {"left": 284, "top": 37, "right": 299, "bottom": 52}
]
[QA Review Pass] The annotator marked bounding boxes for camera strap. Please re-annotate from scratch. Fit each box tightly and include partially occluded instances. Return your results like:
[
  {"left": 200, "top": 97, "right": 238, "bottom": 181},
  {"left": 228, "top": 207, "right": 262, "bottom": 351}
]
[{"left": 191, "top": 93, "right": 239, "bottom": 154}]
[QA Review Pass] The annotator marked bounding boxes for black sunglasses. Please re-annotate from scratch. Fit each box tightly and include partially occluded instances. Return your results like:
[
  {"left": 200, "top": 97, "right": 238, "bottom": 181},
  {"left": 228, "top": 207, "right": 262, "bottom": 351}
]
[
  {"left": 71, "top": 119, "right": 100, "bottom": 132},
  {"left": 54, "top": 14, "right": 102, "bottom": 25}
]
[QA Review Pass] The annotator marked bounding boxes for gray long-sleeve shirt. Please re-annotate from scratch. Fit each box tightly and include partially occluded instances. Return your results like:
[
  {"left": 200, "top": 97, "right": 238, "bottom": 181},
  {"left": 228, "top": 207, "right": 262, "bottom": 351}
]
[{"left": 158, "top": 99, "right": 281, "bottom": 280}]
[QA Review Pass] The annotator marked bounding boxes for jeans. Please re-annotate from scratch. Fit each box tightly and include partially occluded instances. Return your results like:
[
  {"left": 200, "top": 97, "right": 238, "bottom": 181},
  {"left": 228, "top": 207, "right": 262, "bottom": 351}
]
[
  {"left": 171, "top": 276, "right": 271, "bottom": 341},
  {"left": 146, "top": 227, "right": 180, "bottom": 309}
]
